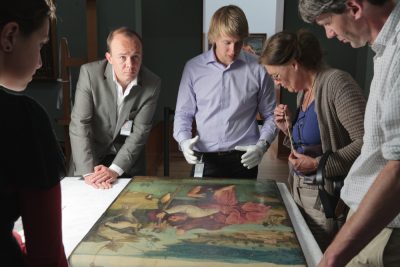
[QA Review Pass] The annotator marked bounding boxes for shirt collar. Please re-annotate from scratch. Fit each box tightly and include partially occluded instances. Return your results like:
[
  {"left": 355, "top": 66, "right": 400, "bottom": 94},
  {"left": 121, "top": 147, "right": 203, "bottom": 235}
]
[
  {"left": 371, "top": 2, "right": 400, "bottom": 54},
  {"left": 205, "top": 46, "right": 246, "bottom": 66}
]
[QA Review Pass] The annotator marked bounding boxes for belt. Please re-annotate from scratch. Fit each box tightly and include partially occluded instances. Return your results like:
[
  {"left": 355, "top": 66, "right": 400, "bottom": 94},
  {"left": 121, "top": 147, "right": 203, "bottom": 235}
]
[{"left": 198, "top": 150, "right": 241, "bottom": 156}]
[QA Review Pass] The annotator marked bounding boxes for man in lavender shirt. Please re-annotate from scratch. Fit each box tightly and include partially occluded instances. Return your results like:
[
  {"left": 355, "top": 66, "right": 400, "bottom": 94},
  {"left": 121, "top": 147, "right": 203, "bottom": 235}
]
[{"left": 173, "top": 5, "right": 277, "bottom": 179}]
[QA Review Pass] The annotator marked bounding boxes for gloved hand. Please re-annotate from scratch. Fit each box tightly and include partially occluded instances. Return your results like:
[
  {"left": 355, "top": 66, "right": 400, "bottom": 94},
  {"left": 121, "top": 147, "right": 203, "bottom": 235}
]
[
  {"left": 180, "top": 135, "right": 200, "bottom": 164},
  {"left": 235, "top": 140, "right": 269, "bottom": 169}
]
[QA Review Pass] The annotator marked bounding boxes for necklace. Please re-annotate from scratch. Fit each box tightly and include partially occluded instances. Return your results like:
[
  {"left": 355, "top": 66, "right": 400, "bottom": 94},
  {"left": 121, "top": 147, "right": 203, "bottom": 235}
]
[
  {"left": 302, "top": 76, "right": 316, "bottom": 111},
  {"left": 284, "top": 111, "right": 295, "bottom": 152}
]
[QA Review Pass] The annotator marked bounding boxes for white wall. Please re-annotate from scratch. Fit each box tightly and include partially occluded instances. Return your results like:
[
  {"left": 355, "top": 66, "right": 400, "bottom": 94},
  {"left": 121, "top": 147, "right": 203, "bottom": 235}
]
[{"left": 203, "top": 0, "right": 284, "bottom": 51}]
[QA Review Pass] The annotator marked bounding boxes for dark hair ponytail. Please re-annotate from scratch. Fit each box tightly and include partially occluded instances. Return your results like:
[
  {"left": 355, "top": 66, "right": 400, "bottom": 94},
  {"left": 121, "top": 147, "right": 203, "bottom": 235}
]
[{"left": 260, "top": 28, "right": 323, "bottom": 71}]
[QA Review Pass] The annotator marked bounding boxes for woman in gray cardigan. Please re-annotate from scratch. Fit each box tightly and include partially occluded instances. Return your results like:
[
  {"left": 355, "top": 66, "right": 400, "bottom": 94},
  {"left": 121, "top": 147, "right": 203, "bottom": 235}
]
[{"left": 259, "top": 29, "right": 366, "bottom": 251}]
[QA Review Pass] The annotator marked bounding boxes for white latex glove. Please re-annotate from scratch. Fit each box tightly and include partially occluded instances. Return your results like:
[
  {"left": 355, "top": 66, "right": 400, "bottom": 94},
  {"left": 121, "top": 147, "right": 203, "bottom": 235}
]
[
  {"left": 180, "top": 135, "right": 200, "bottom": 164},
  {"left": 235, "top": 140, "right": 269, "bottom": 169}
]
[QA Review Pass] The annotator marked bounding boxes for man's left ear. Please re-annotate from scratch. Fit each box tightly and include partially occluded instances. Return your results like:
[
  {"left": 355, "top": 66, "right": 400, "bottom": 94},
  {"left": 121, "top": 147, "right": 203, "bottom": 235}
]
[
  {"left": 105, "top": 52, "right": 112, "bottom": 64},
  {"left": 347, "top": 0, "right": 363, "bottom": 20}
]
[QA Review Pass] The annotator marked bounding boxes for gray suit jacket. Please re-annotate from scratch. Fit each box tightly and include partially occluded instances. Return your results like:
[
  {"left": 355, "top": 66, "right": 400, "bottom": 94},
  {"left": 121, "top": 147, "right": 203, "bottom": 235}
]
[{"left": 69, "top": 59, "right": 161, "bottom": 176}]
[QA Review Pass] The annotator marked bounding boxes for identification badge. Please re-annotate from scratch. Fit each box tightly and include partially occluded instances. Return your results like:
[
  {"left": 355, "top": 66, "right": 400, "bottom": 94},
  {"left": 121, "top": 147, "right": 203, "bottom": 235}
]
[
  {"left": 120, "top": 120, "right": 133, "bottom": 136},
  {"left": 193, "top": 154, "right": 204, "bottom": 178},
  {"left": 194, "top": 163, "right": 204, "bottom": 178}
]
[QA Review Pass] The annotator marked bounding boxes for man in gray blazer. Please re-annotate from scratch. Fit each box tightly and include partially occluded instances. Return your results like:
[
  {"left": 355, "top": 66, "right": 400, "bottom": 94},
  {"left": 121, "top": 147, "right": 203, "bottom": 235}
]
[{"left": 69, "top": 27, "right": 161, "bottom": 189}]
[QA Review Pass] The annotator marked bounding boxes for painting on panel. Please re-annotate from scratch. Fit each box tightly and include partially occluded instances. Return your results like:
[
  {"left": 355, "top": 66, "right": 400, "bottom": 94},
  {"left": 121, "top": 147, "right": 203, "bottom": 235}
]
[
  {"left": 243, "top": 33, "right": 267, "bottom": 56},
  {"left": 69, "top": 177, "right": 306, "bottom": 267}
]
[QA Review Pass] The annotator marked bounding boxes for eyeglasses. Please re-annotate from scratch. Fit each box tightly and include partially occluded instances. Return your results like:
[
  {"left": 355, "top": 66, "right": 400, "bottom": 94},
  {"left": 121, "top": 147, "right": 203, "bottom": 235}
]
[{"left": 271, "top": 73, "right": 281, "bottom": 82}]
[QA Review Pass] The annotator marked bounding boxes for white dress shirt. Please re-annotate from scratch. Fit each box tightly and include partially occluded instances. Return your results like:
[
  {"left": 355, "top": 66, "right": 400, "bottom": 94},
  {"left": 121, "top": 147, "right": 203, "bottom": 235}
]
[{"left": 109, "top": 68, "right": 138, "bottom": 176}]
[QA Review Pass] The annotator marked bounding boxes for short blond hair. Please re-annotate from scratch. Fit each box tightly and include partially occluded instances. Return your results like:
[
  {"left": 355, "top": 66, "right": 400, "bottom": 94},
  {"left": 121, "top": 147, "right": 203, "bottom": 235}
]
[{"left": 207, "top": 5, "right": 249, "bottom": 44}]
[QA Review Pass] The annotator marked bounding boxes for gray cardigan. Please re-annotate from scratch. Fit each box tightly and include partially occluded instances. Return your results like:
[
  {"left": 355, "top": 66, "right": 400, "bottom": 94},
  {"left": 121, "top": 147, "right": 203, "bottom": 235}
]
[{"left": 296, "top": 68, "right": 366, "bottom": 178}]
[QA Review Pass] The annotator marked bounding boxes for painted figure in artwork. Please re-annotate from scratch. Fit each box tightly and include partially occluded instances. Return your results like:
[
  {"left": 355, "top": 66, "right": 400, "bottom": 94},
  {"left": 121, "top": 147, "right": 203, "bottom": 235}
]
[
  {"left": 69, "top": 178, "right": 307, "bottom": 266},
  {"left": 154, "top": 185, "right": 271, "bottom": 233}
]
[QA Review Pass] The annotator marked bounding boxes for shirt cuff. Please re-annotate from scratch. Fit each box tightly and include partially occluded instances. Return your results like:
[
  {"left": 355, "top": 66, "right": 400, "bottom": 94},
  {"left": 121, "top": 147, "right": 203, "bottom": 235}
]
[
  {"left": 109, "top": 163, "right": 124, "bottom": 176},
  {"left": 175, "top": 132, "right": 193, "bottom": 145},
  {"left": 257, "top": 139, "right": 270, "bottom": 153}
]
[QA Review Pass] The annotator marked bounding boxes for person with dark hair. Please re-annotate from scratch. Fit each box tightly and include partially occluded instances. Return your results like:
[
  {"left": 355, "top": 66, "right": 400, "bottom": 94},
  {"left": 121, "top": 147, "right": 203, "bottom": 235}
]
[
  {"left": 298, "top": 0, "right": 400, "bottom": 266},
  {"left": 69, "top": 27, "right": 161, "bottom": 189},
  {"left": 173, "top": 5, "right": 277, "bottom": 178},
  {"left": 259, "top": 29, "right": 366, "bottom": 251},
  {"left": 0, "top": 0, "right": 68, "bottom": 266}
]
